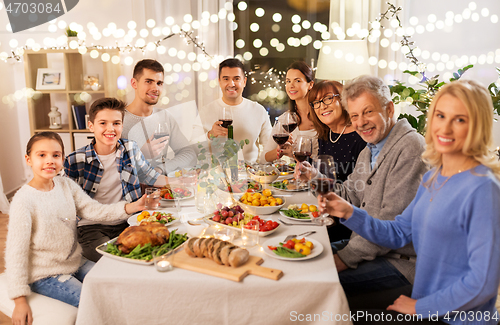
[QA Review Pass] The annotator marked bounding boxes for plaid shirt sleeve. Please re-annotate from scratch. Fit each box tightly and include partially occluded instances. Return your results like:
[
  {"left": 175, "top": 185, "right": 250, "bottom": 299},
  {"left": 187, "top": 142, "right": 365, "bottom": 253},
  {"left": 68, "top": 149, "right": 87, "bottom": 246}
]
[{"left": 63, "top": 153, "right": 79, "bottom": 182}]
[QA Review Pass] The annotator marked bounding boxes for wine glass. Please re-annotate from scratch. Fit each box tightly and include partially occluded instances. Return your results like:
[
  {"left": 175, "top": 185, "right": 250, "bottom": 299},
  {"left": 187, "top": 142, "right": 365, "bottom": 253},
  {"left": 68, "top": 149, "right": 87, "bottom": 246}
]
[
  {"left": 219, "top": 107, "right": 233, "bottom": 129},
  {"left": 271, "top": 120, "right": 290, "bottom": 165},
  {"left": 282, "top": 111, "right": 298, "bottom": 135},
  {"left": 293, "top": 136, "right": 313, "bottom": 186},
  {"left": 309, "top": 155, "right": 336, "bottom": 226},
  {"left": 154, "top": 123, "right": 170, "bottom": 162}
]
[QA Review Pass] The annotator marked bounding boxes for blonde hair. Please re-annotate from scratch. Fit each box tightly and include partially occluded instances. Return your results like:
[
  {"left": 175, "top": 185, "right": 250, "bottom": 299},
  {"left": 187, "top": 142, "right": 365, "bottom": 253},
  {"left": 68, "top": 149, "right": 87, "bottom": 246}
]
[{"left": 422, "top": 79, "right": 500, "bottom": 184}]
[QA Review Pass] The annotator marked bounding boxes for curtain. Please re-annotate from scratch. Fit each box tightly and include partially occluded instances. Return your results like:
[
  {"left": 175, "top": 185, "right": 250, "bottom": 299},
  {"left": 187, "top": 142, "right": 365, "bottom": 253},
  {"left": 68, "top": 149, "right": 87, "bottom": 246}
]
[
  {"left": 329, "top": 0, "right": 405, "bottom": 81},
  {"left": 0, "top": 173, "right": 9, "bottom": 214}
]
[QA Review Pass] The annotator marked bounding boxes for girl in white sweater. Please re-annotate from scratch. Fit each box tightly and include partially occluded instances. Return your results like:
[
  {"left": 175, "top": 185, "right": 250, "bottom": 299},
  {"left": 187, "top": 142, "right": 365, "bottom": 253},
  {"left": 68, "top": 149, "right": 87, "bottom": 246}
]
[{"left": 6, "top": 132, "right": 146, "bottom": 325}]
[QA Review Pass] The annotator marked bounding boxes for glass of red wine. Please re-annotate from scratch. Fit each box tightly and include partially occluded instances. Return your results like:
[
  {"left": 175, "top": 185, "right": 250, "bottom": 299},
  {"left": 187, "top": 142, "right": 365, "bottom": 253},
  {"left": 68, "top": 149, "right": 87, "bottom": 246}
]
[
  {"left": 293, "top": 135, "right": 313, "bottom": 186},
  {"left": 282, "top": 111, "right": 298, "bottom": 135},
  {"left": 153, "top": 122, "right": 170, "bottom": 162},
  {"left": 219, "top": 107, "right": 233, "bottom": 129},
  {"left": 309, "top": 155, "right": 336, "bottom": 226}
]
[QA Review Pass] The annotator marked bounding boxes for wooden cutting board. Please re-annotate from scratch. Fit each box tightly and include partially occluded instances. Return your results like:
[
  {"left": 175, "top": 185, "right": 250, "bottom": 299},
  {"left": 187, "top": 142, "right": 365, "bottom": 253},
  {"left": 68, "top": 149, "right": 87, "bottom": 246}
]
[{"left": 172, "top": 249, "right": 284, "bottom": 282}]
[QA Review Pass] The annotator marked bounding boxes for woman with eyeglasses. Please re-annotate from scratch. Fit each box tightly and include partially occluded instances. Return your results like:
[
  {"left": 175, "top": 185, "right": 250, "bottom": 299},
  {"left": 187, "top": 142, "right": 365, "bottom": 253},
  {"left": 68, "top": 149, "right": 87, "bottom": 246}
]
[
  {"left": 298, "top": 80, "right": 366, "bottom": 243},
  {"left": 305, "top": 80, "right": 366, "bottom": 183},
  {"left": 261, "top": 61, "right": 319, "bottom": 163}
]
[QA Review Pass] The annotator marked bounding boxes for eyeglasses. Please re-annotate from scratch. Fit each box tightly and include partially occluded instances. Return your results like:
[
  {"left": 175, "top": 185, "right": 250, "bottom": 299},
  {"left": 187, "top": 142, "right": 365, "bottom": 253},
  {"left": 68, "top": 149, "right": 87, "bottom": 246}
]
[{"left": 310, "top": 94, "right": 340, "bottom": 109}]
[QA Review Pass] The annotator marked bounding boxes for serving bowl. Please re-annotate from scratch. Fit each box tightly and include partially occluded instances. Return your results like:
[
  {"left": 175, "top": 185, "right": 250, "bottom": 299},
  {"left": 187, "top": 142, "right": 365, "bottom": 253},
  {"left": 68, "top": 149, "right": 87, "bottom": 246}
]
[
  {"left": 246, "top": 164, "right": 279, "bottom": 184},
  {"left": 238, "top": 197, "right": 286, "bottom": 215}
]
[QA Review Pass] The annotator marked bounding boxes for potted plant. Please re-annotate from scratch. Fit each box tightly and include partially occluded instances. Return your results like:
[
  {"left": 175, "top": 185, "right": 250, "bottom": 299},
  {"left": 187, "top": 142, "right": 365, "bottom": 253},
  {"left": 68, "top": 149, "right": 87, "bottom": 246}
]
[{"left": 390, "top": 66, "right": 500, "bottom": 136}]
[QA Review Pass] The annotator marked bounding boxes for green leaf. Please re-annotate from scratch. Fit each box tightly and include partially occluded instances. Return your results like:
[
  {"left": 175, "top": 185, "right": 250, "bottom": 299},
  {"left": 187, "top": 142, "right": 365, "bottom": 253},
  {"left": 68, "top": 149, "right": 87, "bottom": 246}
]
[
  {"left": 245, "top": 139, "right": 250, "bottom": 144},
  {"left": 398, "top": 113, "right": 418, "bottom": 129}
]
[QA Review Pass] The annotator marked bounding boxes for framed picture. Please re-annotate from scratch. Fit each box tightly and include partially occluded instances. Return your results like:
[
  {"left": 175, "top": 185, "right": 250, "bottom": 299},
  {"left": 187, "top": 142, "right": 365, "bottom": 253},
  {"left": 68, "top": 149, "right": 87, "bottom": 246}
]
[{"left": 36, "top": 68, "right": 66, "bottom": 90}]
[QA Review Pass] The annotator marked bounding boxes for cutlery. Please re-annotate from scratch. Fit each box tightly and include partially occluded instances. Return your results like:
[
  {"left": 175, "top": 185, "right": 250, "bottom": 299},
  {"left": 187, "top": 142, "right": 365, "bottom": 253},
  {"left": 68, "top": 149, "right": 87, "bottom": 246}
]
[
  {"left": 284, "top": 231, "right": 316, "bottom": 242},
  {"left": 278, "top": 218, "right": 322, "bottom": 226}
]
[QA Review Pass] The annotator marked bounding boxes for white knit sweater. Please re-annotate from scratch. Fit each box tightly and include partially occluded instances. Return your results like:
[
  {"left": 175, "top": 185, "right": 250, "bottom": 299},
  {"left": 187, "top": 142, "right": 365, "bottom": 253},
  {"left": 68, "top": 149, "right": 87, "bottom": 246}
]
[{"left": 5, "top": 176, "right": 129, "bottom": 299}]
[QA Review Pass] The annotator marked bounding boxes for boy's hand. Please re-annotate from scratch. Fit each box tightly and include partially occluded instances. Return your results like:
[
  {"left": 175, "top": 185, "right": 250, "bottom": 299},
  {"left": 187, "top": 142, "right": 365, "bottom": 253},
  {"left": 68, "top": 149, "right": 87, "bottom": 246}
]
[
  {"left": 208, "top": 121, "right": 228, "bottom": 138},
  {"left": 125, "top": 194, "right": 147, "bottom": 214},
  {"left": 142, "top": 135, "right": 169, "bottom": 159},
  {"left": 13, "top": 297, "right": 33, "bottom": 325}
]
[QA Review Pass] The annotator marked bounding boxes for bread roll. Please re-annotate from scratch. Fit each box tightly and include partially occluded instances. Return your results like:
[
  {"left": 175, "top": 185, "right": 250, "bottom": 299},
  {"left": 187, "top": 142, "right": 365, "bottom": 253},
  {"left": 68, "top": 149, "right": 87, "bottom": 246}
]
[
  {"left": 220, "top": 245, "right": 237, "bottom": 266},
  {"left": 212, "top": 241, "right": 232, "bottom": 265},
  {"left": 201, "top": 238, "right": 216, "bottom": 258},
  {"left": 207, "top": 238, "right": 221, "bottom": 260},
  {"left": 185, "top": 237, "right": 198, "bottom": 257},
  {"left": 228, "top": 248, "right": 249, "bottom": 267},
  {"left": 193, "top": 238, "right": 207, "bottom": 258}
]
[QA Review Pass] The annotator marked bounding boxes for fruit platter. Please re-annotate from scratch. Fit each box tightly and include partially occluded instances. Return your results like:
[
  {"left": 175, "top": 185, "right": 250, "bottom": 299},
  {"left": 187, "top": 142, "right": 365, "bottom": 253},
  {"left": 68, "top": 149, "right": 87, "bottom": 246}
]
[
  {"left": 204, "top": 204, "right": 280, "bottom": 237},
  {"left": 160, "top": 186, "right": 193, "bottom": 200}
]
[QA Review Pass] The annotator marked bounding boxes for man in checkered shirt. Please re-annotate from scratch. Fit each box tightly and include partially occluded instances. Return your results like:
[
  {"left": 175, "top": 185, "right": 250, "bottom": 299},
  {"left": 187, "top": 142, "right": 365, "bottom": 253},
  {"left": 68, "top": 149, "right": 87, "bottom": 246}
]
[{"left": 64, "top": 97, "right": 172, "bottom": 262}]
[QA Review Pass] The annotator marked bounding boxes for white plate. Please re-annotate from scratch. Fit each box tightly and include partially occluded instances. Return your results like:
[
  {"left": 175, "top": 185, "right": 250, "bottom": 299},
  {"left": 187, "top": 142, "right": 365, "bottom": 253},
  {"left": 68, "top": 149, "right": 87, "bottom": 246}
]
[
  {"left": 160, "top": 186, "right": 194, "bottom": 201},
  {"left": 270, "top": 180, "right": 309, "bottom": 192},
  {"left": 203, "top": 215, "right": 280, "bottom": 237},
  {"left": 95, "top": 235, "right": 187, "bottom": 265},
  {"left": 167, "top": 168, "right": 195, "bottom": 178},
  {"left": 127, "top": 211, "right": 178, "bottom": 226},
  {"left": 262, "top": 236, "right": 323, "bottom": 261},
  {"left": 279, "top": 210, "right": 312, "bottom": 222}
]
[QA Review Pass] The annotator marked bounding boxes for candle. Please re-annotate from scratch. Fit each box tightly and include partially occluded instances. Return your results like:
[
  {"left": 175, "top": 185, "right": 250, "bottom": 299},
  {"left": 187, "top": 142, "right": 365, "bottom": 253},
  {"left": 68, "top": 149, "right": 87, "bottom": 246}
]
[{"left": 155, "top": 260, "right": 172, "bottom": 272}]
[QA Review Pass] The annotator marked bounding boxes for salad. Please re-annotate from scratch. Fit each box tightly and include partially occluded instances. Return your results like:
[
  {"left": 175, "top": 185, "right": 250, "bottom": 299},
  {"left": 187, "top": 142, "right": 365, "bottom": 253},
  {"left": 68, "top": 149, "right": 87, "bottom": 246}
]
[
  {"left": 220, "top": 179, "right": 262, "bottom": 193},
  {"left": 105, "top": 230, "right": 187, "bottom": 261},
  {"left": 268, "top": 237, "right": 314, "bottom": 258},
  {"left": 137, "top": 211, "right": 175, "bottom": 225},
  {"left": 160, "top": 186, "right": 192, "bottom": 200}
]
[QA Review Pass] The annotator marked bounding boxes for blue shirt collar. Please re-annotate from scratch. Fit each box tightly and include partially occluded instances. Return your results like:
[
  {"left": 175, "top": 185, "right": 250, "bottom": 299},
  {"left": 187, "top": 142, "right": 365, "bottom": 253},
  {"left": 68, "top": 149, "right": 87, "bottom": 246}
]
[{"left": 367, "top": 127, "right": 394, "bottom": 168}]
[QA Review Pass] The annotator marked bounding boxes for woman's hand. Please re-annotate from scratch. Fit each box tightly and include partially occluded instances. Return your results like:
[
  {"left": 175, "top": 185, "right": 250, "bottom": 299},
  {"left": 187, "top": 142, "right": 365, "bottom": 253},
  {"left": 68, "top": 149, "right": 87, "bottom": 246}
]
[
  {"left": 278, "top": 141, "right": 294, "bottom": 159},
  {"left": 13, "top": 297, "right": 33, "bottom": 325},
  {"left": 318, "top": 192, "right": 354, "bottom": 220},
  {"left": 125, "top": 194, "right": 147, "bottom": 214},
  {"left": 293, "top": 161, "right": 316, "bottom": 181},
  {"left": 387, "top": 295, "right": 417, "bottom": 315}
]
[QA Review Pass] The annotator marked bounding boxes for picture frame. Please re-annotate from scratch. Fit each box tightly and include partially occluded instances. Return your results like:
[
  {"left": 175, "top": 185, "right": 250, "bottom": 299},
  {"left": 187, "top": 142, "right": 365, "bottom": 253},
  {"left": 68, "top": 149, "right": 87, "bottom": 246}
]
[{"left": 36, "top": 68, "right": 66, "bottom": 90}]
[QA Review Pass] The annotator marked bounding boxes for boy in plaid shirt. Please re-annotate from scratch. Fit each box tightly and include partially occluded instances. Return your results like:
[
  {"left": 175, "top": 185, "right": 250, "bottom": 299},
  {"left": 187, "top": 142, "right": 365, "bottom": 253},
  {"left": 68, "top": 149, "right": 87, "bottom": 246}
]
[{"left": 64, "top": 98, "right": 171, "bottom": 262}]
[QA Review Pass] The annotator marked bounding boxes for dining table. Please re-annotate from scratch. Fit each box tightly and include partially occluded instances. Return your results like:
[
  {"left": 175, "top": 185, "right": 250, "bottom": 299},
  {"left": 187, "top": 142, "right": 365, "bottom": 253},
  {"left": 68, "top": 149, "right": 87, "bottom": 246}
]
[{"left": 75, "top": 185, "right": 353, "bottom": 325}]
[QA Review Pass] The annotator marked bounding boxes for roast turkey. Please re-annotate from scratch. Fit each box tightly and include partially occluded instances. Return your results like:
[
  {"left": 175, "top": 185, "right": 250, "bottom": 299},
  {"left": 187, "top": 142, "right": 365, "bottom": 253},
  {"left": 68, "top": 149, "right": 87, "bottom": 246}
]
[{"left": 116, "top": 223, "right": 170, "bottom": 253}]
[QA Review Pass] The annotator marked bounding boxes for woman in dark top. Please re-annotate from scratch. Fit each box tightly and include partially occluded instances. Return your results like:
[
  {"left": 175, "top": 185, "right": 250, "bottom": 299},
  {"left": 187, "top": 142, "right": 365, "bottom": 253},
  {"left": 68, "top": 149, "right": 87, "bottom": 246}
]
[{"left": 307, "top": 80, "right": 366, "bottom": 242}]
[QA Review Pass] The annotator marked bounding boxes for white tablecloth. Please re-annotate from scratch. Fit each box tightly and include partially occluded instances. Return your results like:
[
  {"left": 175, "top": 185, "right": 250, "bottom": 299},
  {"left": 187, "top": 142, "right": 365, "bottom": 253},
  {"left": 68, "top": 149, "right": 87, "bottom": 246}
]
[{"left": 76, "top": 191, "right": 352, "bottom": 325}]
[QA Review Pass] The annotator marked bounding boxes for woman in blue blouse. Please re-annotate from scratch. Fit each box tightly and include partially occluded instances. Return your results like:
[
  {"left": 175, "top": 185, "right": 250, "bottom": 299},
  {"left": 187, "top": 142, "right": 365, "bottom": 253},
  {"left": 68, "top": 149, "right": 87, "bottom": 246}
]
[{"left": 319, "top": 80, "right": 500, "bottom": 324}]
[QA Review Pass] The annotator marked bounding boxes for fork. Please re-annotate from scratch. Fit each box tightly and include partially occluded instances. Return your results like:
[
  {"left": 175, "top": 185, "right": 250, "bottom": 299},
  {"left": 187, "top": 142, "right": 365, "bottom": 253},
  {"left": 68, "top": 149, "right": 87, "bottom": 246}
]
[
  {"left": 284, "top": 231, "right": 316, "bottom": 242},
  {"left": 278, "top": 218, "right": 322, "bottom": 226}
]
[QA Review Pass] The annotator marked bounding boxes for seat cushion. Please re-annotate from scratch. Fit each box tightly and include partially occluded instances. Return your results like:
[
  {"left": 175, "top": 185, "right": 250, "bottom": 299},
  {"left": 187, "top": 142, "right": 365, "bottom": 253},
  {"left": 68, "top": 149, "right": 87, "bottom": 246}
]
[{"left": 0, "top": 273, "right": 77, "bottom": 325}]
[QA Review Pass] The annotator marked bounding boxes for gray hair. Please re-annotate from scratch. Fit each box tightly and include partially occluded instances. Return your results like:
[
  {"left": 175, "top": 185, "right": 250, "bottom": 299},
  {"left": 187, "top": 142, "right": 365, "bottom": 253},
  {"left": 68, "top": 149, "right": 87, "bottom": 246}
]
[{"left": 341, "top": 75, "right": 392, "bottom": 111}]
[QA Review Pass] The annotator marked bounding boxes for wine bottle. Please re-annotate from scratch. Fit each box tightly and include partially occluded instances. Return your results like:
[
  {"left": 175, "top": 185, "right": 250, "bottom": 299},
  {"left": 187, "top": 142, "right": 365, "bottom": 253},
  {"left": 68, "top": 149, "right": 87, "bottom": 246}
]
[{"left": 227, "top": 125, "right": 238, "bottom": 182}]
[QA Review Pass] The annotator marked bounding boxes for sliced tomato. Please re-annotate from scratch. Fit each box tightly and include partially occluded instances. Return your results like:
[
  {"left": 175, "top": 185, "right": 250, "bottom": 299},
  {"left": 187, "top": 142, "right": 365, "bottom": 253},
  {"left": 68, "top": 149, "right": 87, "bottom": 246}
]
[
  {"left": 268, "top": 245, "right": 277, "bottom": 250},
  {"left": 312, "top": 211, "right": 319, "bottom": 218}
]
